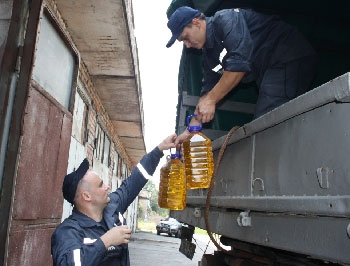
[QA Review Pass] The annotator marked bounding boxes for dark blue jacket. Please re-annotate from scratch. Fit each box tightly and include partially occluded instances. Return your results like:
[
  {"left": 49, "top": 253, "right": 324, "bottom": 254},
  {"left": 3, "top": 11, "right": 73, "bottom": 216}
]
[
  {"left": 51, "top": 147, "right": 164, "bottom": 266},
  {"left": 202, "top": 8, "right": 316, "bottom": 94}
]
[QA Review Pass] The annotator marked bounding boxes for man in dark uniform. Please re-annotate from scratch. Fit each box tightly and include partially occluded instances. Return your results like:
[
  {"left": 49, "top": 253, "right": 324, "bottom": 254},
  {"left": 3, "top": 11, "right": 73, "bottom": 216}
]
[
  {"left": 166, "top": 6, "right": 317, "bottom": 141},
  {"left": 51, "top": 133, "right": 177, "bottom": 266}
]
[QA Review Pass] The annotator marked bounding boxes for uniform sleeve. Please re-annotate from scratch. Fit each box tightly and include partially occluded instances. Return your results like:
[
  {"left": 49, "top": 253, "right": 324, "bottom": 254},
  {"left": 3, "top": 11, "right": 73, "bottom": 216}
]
[
  {"left": 201, "top": 10, "right": 253, "bottom": 94},
  {"left": 218, "top": 9, "right": 253, "bottom": 72},
  {"left": 51, "top": 222, "right": 106, "bottom": 266},
  {"left": 110, "top": 146, "right": 164, "bottom": 214},
  {"left": 138, "top": 146, "right": 164, "bottom": 175}
]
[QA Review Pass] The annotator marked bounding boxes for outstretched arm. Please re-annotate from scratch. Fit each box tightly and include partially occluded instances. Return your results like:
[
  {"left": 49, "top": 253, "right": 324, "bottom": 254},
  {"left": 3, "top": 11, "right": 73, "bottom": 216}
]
[
  {"left": 158, "top": 133, "right": 177, "bottom": 151},
  {"left": 175, "top": 71, "right": 245, "bottom": 145},
  {"left": 196, "top": 71, "right": 245, "bottom": 123},
  {"left": 111, "top": 133, "right": 178, "bottom": 213}
]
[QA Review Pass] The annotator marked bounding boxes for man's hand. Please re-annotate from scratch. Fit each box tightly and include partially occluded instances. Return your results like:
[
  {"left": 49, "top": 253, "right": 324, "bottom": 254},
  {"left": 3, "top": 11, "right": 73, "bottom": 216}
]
[
  {"left": 195, "top": 94, "right": 216, "bottom": 123},
  {"left": 175, "top": 130, "right": 190, "bottom": 145},
  {"left": 158, "top": 133, "right": 177, "bottom": 151},
  {"left": 101, "top": 226, "right": 132, "bottom": 248},
  {"left": 197, "top": 71, "right": 246, "bottom": 123},
  {"left": 175, "top": 114, "right": 203, "bottom": 145}
]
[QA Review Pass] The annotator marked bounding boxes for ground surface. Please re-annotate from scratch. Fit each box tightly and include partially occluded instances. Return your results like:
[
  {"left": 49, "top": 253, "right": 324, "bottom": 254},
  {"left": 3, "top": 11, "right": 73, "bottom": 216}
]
[{"left": 129, "top": 230, "right": 216, "bottom": 266}]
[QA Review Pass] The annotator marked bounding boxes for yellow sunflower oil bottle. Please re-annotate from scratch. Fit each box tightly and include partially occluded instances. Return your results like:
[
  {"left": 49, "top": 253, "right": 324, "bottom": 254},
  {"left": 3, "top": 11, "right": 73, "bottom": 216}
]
[
  {"left": 158, "top": 152, "right": 186, "bottom": 210},
  {"left": 182, "top": 114, "right": 214, "bottom": 189},
  {"left": 158, "top": 155, "right": 170, "bottom": 209}
]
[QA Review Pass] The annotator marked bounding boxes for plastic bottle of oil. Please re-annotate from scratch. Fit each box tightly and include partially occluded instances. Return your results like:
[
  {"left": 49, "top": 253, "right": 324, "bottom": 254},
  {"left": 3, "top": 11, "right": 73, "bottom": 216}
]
[
  {"left": 158, "top": 152, "right": 186, "bottom": 210},
  {"left": 158, "top": 155, "right": 170, "bottom": 209},
  {"left": 182, "top": 114, "right": 214, "bottom": 189}
]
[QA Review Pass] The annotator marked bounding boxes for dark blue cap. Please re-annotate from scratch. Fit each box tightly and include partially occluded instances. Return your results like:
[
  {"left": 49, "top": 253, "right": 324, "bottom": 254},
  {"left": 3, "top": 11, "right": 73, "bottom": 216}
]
[
  {"left": 62, "top": 158, "right": 89, "bottom": 204},
  {"left": 166, "top": 6, "right": 201, "bottom": 48}
]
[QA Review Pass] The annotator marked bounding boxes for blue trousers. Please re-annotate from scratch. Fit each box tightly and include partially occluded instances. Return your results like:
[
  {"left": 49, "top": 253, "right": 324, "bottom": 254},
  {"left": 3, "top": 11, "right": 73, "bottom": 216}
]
[{"left": 254, "top": 55, "right": 318, "bottom": 118}]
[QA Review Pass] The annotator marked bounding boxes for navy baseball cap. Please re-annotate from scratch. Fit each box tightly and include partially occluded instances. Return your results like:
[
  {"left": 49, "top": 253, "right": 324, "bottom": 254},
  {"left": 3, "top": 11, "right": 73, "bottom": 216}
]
[
  {"left": 62, "top": 158, "right": 90, "bottom": 204},
  {"left": 166, "top": 6, "right": 201, "bottom": 48}
]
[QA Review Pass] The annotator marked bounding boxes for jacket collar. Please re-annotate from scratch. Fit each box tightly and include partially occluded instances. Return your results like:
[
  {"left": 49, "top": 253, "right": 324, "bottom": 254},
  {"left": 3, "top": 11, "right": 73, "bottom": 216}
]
[
  {"left": 204, "top": 17, "right": 214, "bottom": 49},
  {"left": 71, "top": 206, "right": 116, "bottom": 229},
  {"left": 71, "top": 208, "right": 99, "bottom": 227}
]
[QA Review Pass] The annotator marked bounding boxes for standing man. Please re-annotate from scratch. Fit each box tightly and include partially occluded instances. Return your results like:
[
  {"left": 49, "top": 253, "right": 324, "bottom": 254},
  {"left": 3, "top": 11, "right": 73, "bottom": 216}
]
[
  {"left": 51, "top": 134, "right": 177, "bottom": 266},
  {"left": 166, "top": 6, "right": 317, "bottom": 140}
]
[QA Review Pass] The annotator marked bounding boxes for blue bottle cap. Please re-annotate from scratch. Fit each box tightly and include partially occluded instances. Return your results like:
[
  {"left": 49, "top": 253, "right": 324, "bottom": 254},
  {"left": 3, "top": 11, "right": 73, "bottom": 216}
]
[
  {"left": 187, "top": 125, "right": 201, "bottom": 132},
  {"left": 186, "top": 114, "right": 202, "bottom": 132},
  {"left": 171, "top": 153, "right": 181, "bottom": 159}
]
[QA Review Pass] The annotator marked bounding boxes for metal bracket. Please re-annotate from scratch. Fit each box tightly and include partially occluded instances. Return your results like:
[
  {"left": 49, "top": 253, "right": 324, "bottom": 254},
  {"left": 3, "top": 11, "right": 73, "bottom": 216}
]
[
  {"left": 252, "top": 178, "right": 265, "bottom": 191},
  {"left": 237, "top": 211, "right": 251, "bottom": 227},
  {"left": 316, "top": 167, "right": 330, "bottom": 189},
  {"left": 193, "top": 208, "right": 201, "bottom": 218}
]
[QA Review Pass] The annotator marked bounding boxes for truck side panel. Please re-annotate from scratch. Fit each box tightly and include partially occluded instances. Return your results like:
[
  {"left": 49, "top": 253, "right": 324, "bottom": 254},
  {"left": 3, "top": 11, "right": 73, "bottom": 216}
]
[{"left": 171, "top": 73, "right": 350, "bottom": 264}]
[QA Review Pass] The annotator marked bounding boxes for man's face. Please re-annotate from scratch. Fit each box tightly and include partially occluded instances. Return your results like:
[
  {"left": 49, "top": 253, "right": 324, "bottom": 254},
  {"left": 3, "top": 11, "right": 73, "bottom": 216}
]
[
  {"left": 84, "top": 171, "right": 110, "bottom": 208},
  {"left": 178, "top": 19, "right": 205, "bottom": 49}
]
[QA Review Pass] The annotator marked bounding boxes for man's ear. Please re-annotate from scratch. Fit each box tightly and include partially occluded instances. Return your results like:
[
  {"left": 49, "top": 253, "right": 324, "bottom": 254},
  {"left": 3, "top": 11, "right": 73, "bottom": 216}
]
[
  {"left": 192, "top": 17, "right": 201, "bottom": 26},
  {"left": 82, "top": 191, "right": 91, "bottom": 201}
]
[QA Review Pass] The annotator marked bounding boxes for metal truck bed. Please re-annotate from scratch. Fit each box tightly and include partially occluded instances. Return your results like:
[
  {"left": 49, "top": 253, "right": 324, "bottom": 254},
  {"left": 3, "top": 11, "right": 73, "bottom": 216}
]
[{"left": 171, "top": 72, "right": 350, "bottom": 264}]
